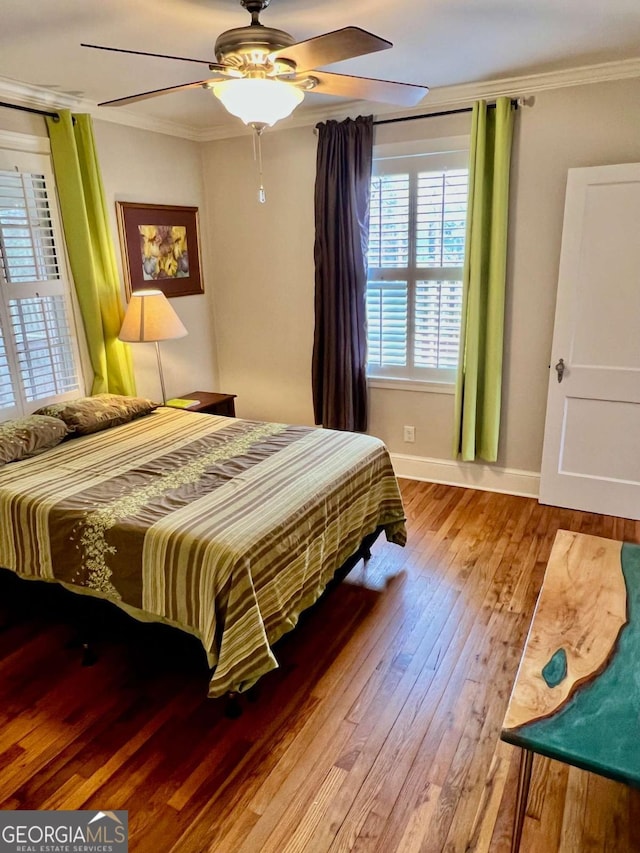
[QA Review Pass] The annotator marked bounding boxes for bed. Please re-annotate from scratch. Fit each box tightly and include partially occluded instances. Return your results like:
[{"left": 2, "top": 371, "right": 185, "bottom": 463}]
[{"left": 0, "top": 402, "right": 406, "bottom": 698}]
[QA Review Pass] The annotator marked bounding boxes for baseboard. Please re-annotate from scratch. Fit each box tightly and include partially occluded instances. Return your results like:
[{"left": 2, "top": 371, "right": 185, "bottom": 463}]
[{"left": 390, "top": 452, "right": 540, "bottom": 499}]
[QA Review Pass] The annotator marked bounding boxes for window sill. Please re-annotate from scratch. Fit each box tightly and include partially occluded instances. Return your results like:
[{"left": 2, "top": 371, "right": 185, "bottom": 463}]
[{"left": 368, "top": 377, "right": 455, "bottom": 395}]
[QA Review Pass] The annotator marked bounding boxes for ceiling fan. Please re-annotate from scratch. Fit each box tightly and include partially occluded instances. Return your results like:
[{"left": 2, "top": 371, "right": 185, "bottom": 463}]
[{"left": 82, "top": 0, "right": 429, "bottom": 129}]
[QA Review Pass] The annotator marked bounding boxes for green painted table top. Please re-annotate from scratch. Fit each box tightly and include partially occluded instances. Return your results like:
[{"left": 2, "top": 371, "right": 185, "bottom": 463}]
[{"left": 501, "top": 530, "right": 640, "bottom": 788}]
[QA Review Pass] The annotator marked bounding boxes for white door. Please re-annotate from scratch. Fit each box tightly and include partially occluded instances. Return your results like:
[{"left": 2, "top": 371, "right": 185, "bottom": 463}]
[{"left": 539, "top": 162, "right": 640, "bottom": 520}]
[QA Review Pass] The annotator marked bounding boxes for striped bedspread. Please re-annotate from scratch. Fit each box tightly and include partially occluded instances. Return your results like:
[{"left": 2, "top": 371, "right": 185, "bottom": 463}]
[{"left": 0, "top": 408, "right": 406, "bottom": 697}]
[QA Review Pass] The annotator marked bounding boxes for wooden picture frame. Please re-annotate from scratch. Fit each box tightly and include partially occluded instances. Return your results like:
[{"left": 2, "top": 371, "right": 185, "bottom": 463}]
[{"left": 116, "top": 201, "right": 204, "bottom": 299}]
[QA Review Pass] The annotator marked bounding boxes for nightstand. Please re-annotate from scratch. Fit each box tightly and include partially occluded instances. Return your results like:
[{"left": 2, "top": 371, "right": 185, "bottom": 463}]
[{"left": 172, "top": 391, "right": 236, "bottom": 417}]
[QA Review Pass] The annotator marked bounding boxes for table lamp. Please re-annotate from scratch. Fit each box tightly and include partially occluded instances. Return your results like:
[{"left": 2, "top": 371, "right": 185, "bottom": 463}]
[{"left": 119, "top": 289, "right": 187, "bottom": 404}]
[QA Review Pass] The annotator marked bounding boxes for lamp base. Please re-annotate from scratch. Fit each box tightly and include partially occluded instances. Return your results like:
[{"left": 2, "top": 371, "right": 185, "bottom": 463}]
[{"left": 155, "top": 340, "right": 167, "bottom": 405}]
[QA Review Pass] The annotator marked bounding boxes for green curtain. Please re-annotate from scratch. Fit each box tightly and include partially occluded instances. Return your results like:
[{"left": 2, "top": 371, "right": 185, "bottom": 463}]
[
  {"left": 453, "top": 97, "right": 514, "bottom": 462},
  {"left": 46, "top": 110, "right": 135, "bottom": 396}
]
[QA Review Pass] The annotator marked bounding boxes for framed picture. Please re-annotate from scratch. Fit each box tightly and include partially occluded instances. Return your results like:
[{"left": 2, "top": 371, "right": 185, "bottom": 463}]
[{"left": 116, "top": 202, "right": 204, "bottom": 299}]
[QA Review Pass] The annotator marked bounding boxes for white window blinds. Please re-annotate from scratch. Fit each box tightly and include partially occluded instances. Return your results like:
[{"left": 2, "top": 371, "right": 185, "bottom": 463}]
[
  {"left": 10, "top": 295, "right": 79, "bottom": 401},
  {"left": 0, "top": 171, "right": 60, "bottom": 283},
  {"left": 414, "top": 280, "right": 464, "bottom": 369},
  {"left": 366, "top": 280, "right": 408, "bottom": 367},
  {"left": 0, "top": 153, "right": 82, "bottom": 419},
  {"left": 367, "top": 140, "right": 469, "bottom": 384},
  {"left": 416, "top": 170, "right": 468, "bottom": 268},
  {"left": 368, "top": 174, "right": 409, "bottom": 269}
]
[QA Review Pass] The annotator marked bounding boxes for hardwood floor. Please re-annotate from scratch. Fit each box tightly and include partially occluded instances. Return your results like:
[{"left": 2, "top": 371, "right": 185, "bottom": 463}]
[{"left": 1, "top": 480, "right": 640, "bottom": 852}]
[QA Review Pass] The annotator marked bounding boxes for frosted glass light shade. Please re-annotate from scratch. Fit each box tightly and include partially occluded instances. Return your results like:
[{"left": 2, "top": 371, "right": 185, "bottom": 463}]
[
  {"left": 212, "top": 78, "right": 304, "bottom": 127},
  {"left": 119, "top": 289, "right": 187, "bottom": 342}
]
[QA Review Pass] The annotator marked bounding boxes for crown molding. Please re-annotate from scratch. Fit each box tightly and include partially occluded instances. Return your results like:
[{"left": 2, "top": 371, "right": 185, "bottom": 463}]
[
  {"left": 423, "top": 56, "right": 640, "bottom": 109},
  {"left": 0, "top": 75, "right": 81, "bottom": 111},
  {"left": 2, "top": 56, "right": 640, "bottom": 143},
  {"left": 0, "top": 75, "right": 204, "bottom": 141}
]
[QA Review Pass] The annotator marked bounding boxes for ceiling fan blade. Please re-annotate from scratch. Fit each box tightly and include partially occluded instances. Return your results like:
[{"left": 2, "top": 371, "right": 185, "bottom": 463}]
[
  {"left": 303, "top": 70, "right": 428, "bottom": 107},
  {"left": 270, "top": 27, "right": 391, "bottom": 73},
  {"left": 98, "top": 79, "right": 221, "bottom": 107},
  {"left": 81, "top": 43, "right": 227, "bottom": 71}
]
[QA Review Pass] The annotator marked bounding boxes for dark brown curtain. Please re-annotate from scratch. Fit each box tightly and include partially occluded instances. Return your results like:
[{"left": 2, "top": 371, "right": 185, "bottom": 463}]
[{"left": 312, "top": 115, "right": 373, "bottom": 432}]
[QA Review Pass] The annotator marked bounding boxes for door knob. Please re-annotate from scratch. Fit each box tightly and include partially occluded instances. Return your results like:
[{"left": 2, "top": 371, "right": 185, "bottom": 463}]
[{"left": 554, "top": 358, "right": 565, "bottom": 383}]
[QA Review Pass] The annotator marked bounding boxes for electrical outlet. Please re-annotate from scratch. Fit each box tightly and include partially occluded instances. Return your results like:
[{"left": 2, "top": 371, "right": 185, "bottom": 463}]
[{"left": 403, "top": 425, "right": 416, "bottom": 443}]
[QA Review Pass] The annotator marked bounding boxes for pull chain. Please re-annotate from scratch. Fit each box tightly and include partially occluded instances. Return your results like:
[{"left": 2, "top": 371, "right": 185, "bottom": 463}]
[{"left": 252, "top": 125, "right": 266, "bottom": 204}]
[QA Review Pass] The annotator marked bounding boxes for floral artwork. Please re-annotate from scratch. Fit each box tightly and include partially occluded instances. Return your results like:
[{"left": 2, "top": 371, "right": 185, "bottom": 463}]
[
  {"left": 139, "top": 225, "right": 189, "bottom": 280},
  {"left": 117, "top": 202, "right": 203, "bottom": 298}
]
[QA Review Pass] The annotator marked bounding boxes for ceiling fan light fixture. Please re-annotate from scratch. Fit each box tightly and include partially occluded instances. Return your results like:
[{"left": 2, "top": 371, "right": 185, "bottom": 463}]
[{"left": 211, "top": 78, "right": 304, "bottom": 127}]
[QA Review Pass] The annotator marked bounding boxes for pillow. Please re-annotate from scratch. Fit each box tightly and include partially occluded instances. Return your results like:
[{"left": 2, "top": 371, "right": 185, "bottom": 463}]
[
  {"left": 0, "top": 415, "right": 71, "bottom": 465},
  {"left": 35, "top": 394, "right": 158, "bottom": 436}
]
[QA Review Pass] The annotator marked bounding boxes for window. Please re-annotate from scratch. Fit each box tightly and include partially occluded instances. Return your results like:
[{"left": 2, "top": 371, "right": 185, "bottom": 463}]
[
  {"left": 0, "top": 145, "right": 82, "bottom": 419},
  {"left": 366, "top": 137, "right": 469, "bottom": 386}
]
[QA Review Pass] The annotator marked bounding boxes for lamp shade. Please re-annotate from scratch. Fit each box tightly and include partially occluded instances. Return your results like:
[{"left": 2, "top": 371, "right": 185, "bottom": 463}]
[
  {"left": 118, "top": 289, "right": 187, "bottom": 343},
  {"left": 212, "top": 78, "right": 304, "bottom": 127}
]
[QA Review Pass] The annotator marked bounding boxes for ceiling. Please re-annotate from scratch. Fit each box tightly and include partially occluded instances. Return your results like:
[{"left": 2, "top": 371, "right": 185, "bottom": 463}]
[{"left": 1, "top": 0, "right": 639, "bottom": 137}]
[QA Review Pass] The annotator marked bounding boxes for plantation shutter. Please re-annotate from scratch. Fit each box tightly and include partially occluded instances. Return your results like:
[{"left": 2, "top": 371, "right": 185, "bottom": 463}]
[
  {"left": 367, "top": 174, "right": 410, "bottom": 371},
  {"left": 416, "top": 169, "right": 467, "bottom": 267},
  {"left": 0, "top": 160, "right": 82, "bottom": 417},
  {"left": 9, "top": 295, "right": 79, "bottom": 401},
  {"left": 366, "top": 142, "right": 469, "bottom": 382},
  {"left": 368, "top": 174, "right": 410, "bottom": 268},
  {"left": 415, "top": 280, "right": 464, "bottom": 369},
  {"left": 366, "top": 280, "right": 408, "bottom": 367},
  {"left": 0, "top": 171, "right": 60, "bottom": 283}
]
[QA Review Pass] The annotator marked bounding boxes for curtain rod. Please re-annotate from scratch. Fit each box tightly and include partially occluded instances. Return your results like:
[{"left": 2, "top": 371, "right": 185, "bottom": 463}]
[
  {"left": 0, "top": 101, "right": 60, "bottom": 120},
  {"left": 373, "top": 97, "right": 521, "bottom": 127}
]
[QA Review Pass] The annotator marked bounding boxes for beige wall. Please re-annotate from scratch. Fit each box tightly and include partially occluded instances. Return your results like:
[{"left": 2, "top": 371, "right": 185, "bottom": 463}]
[
  {"left": 201, "top": 127, "right": 316, "bottom": 424},
  {"left": 0, "top": 106, "right": 218, "bottom": 403},
  {"left": 93, "top": 120, "right": 218, "bottom": 401},
  {"left": 0, "top": 106, "right": 46, "bottom": 137},
  {"left": 202, "top": 77, "right": 640, "bottom": 475}
]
